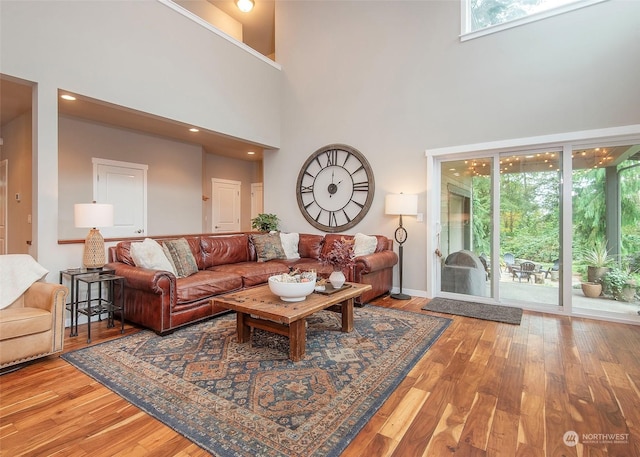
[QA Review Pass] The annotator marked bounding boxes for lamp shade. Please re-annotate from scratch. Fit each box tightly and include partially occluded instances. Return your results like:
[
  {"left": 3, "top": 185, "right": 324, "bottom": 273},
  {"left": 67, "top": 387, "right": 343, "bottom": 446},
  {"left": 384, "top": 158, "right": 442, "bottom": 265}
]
[
  {"left": 74, "top": 203, "right": 114, "bottom": 228},
  {"left": 385, "top": 194, "right": 418, "bottom": 216}
]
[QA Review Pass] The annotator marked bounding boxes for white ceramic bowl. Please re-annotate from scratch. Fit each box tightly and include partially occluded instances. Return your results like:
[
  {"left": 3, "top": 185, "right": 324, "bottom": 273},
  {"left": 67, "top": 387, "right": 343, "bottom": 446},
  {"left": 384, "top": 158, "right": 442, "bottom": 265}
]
[{"left": 268, "top": 274, "right": 316, "bottom": 302}]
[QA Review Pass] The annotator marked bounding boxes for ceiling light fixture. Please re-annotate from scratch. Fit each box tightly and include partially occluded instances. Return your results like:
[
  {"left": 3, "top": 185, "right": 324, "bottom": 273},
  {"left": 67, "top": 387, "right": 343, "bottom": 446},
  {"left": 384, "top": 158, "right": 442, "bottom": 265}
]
[
  {"left": 236, "top": 0, "right": 254, "bottom": 13},
  {"left": 247, "top": 151, "right": 255, "bottom": 155},
  {"left": 61, "top": 94, "right": 76, "bottom": 101}
]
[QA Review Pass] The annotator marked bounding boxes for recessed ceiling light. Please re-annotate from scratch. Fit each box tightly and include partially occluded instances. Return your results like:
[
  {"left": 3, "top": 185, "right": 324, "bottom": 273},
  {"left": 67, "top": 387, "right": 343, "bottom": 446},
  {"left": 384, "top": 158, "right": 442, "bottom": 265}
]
[
  {"left": 60, "top": 94, "right": 76, "bottom": 101},
  {"left": 189, "top": 128, "right": 199, "bottom": 132},
  {"left": 247, "top": 151, "right": 255, "bottom": 155}
]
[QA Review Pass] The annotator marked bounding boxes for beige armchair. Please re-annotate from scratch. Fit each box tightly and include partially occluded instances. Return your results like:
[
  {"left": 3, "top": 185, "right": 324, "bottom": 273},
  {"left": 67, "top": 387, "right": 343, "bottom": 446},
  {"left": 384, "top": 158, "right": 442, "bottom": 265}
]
[{"left": 0, "top": 281, "right": 68, "bottom": 370}]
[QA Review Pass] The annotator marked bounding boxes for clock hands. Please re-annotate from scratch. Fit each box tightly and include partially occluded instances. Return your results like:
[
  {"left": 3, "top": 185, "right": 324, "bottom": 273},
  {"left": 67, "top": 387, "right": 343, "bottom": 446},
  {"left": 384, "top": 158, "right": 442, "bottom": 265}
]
[{"left": 328, "top": 170, "right": 343, "bottom": 197}]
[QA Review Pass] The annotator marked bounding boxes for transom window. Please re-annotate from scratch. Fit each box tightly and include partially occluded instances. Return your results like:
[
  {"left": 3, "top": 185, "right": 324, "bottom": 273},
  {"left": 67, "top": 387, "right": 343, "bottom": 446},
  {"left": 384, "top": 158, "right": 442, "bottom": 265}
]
[{"left": 461, "top": 0, "right": 607, "bottom": 40}]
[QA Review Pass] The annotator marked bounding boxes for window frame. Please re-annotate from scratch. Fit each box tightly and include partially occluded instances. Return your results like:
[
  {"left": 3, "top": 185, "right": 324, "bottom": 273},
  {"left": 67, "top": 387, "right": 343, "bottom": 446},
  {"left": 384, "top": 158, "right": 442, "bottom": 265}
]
[{"left": 460, "top": 0, "right": 608, "bottom": 42}]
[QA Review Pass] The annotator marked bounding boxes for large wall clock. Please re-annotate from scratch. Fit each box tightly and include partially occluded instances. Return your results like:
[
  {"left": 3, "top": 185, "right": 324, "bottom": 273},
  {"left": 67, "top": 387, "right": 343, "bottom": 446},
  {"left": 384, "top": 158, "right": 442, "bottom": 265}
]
[{"left": 296, "top": 143, "right": 375, "bottom": 233}]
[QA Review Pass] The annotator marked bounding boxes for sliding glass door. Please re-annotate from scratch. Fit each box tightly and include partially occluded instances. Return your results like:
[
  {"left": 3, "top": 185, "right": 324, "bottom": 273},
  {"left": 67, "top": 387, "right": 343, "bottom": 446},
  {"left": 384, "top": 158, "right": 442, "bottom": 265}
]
[
  {"left": 439, "top": 157, "right": 493, "bottom": 299},
  {"left": 499, "top": 151, "right": 561, "bottom": 307},
  {"left": 571, "top": 144, "right": 640, "bottom": 318},
  {"left": 435, "top": 141, "right": 639, "bottom": 320}
]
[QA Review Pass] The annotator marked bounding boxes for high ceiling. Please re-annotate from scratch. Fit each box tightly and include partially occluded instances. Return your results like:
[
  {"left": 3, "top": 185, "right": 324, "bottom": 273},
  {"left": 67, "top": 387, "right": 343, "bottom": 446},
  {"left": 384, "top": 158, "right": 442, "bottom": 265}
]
[
  {"left": 0, "top": 1, "right": 275, "bottom": 161},
  {"left": 0, "top": 78, "right": 267, "bottom": 161},
  {"left": 208, "top": 0, "right": 274, "bottom": 57}
]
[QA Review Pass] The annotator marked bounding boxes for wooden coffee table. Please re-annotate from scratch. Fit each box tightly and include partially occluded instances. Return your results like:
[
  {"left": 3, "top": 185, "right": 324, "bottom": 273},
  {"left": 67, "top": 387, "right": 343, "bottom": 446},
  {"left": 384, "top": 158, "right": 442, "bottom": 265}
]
[{"left": 213, "top": 282, "right": 372, "bottom": 362}]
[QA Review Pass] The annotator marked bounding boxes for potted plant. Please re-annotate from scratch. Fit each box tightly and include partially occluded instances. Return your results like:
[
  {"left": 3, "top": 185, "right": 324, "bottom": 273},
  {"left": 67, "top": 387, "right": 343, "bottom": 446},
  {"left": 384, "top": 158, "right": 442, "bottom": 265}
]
[
  {"left": 320, "top": 237, "right": 355, "bottom": 289},
  {"left": 582, "top": 240, "right": 613, "bottom": 283},
  {"left": 601, "top": 266, "right": 639, "bottom": 302},
  {"left": 581, "top": 281, "right": 602, "bottom": 298},
  {"left": 250, "top": 213, "right": 279, "bottom": 232}
]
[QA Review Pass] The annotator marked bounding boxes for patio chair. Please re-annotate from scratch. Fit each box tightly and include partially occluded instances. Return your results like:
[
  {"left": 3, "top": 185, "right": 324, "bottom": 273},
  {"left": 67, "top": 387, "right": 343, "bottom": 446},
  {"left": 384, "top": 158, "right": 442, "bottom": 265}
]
[
  {"left": 479, "top": 253, "right": 490, "bottom": 280},
  {"left": 512, "top": 261, "right": 536, "bottom": 283},
  {"left": 503, "top": 253, "right": 515, "bottom": 273},
  {"left": 545, "top": 259, "right": 560, "bottom": 279}
]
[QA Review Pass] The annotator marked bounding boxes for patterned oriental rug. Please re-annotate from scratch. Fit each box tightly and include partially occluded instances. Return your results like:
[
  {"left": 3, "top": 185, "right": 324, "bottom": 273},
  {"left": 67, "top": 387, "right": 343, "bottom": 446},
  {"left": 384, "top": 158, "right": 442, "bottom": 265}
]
[{"left": 62, "top": 305, "right": 451, "bottom": 457}]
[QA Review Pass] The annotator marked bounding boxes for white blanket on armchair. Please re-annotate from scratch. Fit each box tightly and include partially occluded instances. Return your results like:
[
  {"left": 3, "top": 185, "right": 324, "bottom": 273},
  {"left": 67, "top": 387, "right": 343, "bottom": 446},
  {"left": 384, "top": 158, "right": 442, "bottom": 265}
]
[{"left": 0, "top": 254, "right": 49, "bottom": 309}]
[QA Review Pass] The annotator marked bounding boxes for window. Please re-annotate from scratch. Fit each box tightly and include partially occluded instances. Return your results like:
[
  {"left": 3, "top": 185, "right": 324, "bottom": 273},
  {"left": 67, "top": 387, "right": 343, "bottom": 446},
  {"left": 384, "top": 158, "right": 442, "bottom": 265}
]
[{"left": 461, "top": 0, "right": 607, "bottom": 40}]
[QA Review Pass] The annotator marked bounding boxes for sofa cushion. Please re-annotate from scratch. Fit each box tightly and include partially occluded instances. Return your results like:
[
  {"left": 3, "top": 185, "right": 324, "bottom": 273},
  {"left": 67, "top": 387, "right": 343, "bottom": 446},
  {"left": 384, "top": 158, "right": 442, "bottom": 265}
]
[
  {"left": 115, "top": 242, "right": 135, "bottom": 266},
  {"left": 200, "top": 234, "right": 251, "bottom": 268},
  {"left": 250, "top": 233, "right": 286, "bottom": 262},
  {"left": 130, "top": 238, "right": 176, "bottom": 274},
  {"left": 298, "top": 234, "right": 324, "bottom": 259},
  {"left": 211, "top": 261, "right": 289, "bottom": 288},
  {"left": 163, "top": 238, "right": 199, "bottom": 278},
  {"left": 279, "top": 232, "right": 301, "bottom": 260},
  {"left": 321, "top": 234, "right": 355, "bottom": 258},
  {"left": 0, "top": 308, "right": 52, "bottom": 340},
  {"left": 175, "top": 270, "right": 243, "bottom": 304},
  {"left": 353, "top": 233, "right": 378, "bottom": 257}
]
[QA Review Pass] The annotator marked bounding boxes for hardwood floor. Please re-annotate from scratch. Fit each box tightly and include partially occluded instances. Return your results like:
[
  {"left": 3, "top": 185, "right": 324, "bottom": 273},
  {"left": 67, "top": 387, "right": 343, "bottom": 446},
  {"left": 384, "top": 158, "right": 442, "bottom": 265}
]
[{"left": 1, "top": 297, "right": 639, "bottom": 456}]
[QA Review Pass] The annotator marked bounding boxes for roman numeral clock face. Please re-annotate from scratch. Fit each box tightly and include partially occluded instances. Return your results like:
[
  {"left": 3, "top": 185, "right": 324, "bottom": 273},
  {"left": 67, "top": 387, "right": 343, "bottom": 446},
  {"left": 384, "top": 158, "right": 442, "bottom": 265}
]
[{"left": 296, "top": 144, "right": 375, "bottom": 232}]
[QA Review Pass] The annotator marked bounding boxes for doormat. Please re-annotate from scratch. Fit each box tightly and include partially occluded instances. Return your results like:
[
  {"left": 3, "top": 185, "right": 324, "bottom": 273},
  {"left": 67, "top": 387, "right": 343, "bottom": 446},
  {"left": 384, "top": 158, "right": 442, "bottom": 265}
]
[{"left": 422, "top": 298, "right": 523, "bottom": 325}]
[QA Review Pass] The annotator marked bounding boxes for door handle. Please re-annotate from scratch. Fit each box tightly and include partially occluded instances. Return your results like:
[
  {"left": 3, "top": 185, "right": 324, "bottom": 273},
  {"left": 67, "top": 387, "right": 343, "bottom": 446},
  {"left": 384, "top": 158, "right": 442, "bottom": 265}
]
[{"left": 135, "top": 229, "right": 144, "bottom": 234}]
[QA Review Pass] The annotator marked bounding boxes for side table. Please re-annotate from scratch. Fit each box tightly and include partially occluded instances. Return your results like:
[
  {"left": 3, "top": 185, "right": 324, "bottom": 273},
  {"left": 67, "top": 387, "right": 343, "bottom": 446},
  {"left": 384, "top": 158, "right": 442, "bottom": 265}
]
[
  {"left": 76, "top": 273, "right": 125, "bottom": 343},
  {"left": 59, "top": 267, "right": 115, "bottom": 337}
]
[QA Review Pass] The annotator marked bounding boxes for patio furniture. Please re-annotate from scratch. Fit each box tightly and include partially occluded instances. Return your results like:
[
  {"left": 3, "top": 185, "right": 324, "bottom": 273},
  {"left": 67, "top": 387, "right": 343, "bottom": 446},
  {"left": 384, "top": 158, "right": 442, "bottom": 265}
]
[
  {"left": 441, "top": 250, "right": 487, "bottom": 296},
  {"left": 503, "top": 253, "right": 515, "bottom": 273},
  {"left": 512, "top": 261, "right": 536, "bottom": 283},
  {"left": 545, "top": 259, "right": 560, "bottom": 279},
  {"left": 479, "top": 253, "right": 490, "bottom": 280}
]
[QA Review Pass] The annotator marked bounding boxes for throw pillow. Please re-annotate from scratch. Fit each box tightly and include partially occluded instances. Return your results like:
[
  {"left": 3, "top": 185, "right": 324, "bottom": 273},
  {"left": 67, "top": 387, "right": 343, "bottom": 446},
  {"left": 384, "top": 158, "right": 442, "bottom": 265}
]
[
  {"left": 163, "top": 238, "right": 199, "bottom": 278},
  {"left": 130, "top": 238, "right": 176, "bottom": 274},
  {"left": 353, "top": 233, "right": 378, "bottom": 257},
  {"left": 251, "top": 233, "right": 286, "bottom": 262},
  {"left": 279, "top": 232, "right": 300, "bottom": 260}
]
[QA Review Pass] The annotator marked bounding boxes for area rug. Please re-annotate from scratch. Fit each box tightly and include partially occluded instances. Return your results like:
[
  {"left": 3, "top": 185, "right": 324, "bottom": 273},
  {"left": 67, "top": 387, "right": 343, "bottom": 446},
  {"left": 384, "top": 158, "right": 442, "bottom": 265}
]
[
  {"left": 62, "top": 305, "right": 450, "bottom": 457},
  {"left": 422, "top": 298, "right": 523, "bottom": 325}
]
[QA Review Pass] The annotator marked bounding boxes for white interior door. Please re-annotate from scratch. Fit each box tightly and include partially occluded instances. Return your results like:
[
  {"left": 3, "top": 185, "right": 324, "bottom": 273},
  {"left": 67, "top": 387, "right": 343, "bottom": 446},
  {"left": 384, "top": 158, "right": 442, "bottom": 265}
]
[
  {"left": 251, "top": 182, "right": 263, "bottom": 220},
  {"left": 94, "top": 158, "right": 147, "bottom": 238},
  {"left": 212, "top": 178, "right": 241, "bottom": 232},
  {"left": 0, "top": 160, "right": 7, "bottom": 254}
]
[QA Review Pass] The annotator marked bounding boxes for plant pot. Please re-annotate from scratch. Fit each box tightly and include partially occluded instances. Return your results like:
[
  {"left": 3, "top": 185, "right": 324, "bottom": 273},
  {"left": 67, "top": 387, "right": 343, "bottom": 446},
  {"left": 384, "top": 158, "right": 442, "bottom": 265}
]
[
  {"left": 587, "top": 266, "right": 609, "bottom": 283},
  {"left": 581, "top": 282, "right": 602, "bottom": 298},
  {"left": 621, "top": 282, "right": 636, "bottom": 302},
  {"left": 329, "top": 270, "right": 346, "bottom": 289}
]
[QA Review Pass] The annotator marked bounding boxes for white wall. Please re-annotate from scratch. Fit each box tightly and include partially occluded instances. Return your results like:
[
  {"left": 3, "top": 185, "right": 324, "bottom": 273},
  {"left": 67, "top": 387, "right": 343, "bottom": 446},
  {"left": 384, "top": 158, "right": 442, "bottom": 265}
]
[
  {"left": 175, "top": 0, "right": 243, "bottom": 42},
  {"left": 58, "top": 116, "right": 204, "bottom": 239},
  {"left": 269, "top": 0, "right": 640, "bottom": 297},
  {"left": 0, "top": 0, "right": 281, "bottom": 275},
  {"left": 203, "top": 153, "right": 262, "bottom": 232},
  {"left": 1, "top": 112, "right": 33, "bottom": 254}
]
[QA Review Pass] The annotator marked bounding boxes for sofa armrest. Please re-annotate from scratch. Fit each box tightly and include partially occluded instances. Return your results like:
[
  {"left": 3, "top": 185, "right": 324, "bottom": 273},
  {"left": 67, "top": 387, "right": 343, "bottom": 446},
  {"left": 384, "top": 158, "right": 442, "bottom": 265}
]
[
  {"left": 105, "top": 262, "right": 174, "bottom": 295},
  {"left": 354, "top": 250, "right": 398, "bottom": 274},
  {"left": 23, "top": 282, "right": 68, "bottom": 313}
]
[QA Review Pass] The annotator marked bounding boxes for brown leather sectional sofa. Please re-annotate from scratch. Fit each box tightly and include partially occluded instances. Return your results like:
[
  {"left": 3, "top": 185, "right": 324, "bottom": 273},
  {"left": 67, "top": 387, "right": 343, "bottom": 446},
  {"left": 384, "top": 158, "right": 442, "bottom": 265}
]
[{"left": 106, "top": 233, "right": 398, "bottom": 335}]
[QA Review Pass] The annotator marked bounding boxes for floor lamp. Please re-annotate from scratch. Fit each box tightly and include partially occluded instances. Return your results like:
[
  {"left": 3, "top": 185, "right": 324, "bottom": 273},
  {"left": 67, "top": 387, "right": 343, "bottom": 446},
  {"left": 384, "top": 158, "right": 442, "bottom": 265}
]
[
  {"left": 385, "top": 193, "right": 418, "bottom": 300},
  {"left": 74, "top": 202, "right": 114, "bottom": 270}
]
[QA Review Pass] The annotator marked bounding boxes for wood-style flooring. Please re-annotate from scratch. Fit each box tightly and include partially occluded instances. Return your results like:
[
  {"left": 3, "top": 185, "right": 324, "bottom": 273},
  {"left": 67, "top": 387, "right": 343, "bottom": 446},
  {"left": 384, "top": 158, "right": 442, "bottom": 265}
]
[{"left": 1, "top": 296, "right": 639, "bottom": 456}]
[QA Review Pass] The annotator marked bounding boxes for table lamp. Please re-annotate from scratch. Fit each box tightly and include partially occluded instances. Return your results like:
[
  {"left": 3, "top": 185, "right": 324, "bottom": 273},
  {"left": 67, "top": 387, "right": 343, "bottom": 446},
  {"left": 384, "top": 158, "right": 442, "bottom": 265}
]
[
  {"left": 74, "top": 202, "right": 114, "bottom": 269},
  {"left": 385, "top": 193, "right": 418, "bottom": 300}
]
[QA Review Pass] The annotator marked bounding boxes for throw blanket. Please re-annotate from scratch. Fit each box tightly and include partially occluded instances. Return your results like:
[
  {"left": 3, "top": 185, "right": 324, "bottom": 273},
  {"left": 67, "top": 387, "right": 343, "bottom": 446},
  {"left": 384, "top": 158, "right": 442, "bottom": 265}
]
[{"left": 0, "top": 254, "right": 49, "bottom": 309}]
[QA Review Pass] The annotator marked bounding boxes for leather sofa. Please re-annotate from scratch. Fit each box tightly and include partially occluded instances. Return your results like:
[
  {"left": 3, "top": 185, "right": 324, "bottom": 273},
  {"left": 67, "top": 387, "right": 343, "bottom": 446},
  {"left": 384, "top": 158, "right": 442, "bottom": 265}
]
[
  {"left": 0, "top": 281, "right": 69, "bottom": 370},
  {"left": 106, "top": 233, "right": 397, "bottom": 335}
]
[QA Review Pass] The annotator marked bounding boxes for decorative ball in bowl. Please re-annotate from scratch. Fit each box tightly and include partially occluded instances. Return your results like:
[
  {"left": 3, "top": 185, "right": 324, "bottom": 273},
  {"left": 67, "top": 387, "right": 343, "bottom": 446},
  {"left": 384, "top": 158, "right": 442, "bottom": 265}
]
[{"left": 268, "top": 272, "right": 317, "bottom": 302}]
